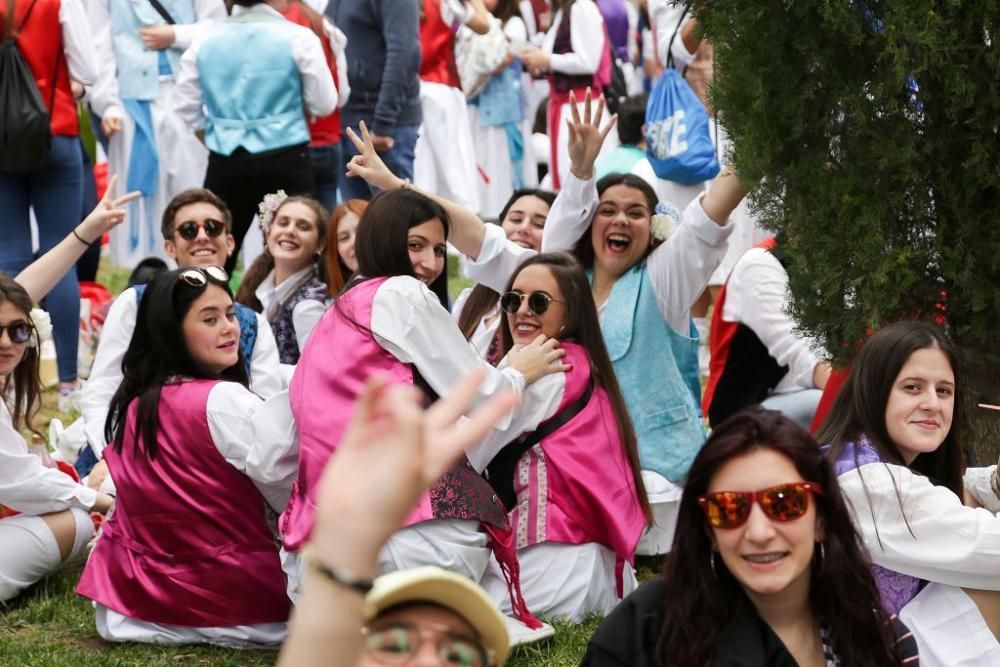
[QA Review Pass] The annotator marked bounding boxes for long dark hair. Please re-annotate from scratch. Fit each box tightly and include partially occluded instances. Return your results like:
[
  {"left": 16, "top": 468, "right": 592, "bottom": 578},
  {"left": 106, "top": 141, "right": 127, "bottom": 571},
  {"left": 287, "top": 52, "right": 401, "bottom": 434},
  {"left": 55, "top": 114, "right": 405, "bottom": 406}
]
[
  {"left": 816, "top": 320, "right": 964, "bottom": 496},
  {"left": 235, "top": 195, "right": 329, "bottom": 312},
  {"left": 656, "top": 409, "right": 901, "bottom": 667},
  {"left": 497, "top": 253, "right": 651, "bottom": 522},
  {"left": 0, "top": 274, "right": 41, "bottom": 437},
  {"left": 344, "top": 188, "right": 451, "bottom": 308},
  {"left": 490, "top": 0, "right": 522, "bottom": 24},
  {"left": 457, "top": 189, "right": 555, "bottom": 340},
  {"left": 572, "top": 173, "right": 660, "bottom": 269},
  {"left": 325, "top": 199, "right": 368, "bottom": 299},
  {"left": 106, "top": 269, "right": 249, "bottom": 459}
]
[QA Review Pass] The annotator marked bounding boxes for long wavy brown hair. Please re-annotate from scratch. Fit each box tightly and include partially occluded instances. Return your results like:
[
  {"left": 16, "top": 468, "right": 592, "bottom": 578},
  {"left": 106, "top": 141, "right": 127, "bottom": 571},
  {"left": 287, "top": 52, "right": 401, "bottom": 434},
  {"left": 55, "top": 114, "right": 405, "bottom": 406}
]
[{"left": 0, "top": 274, "right": 42, "bottom": 438}]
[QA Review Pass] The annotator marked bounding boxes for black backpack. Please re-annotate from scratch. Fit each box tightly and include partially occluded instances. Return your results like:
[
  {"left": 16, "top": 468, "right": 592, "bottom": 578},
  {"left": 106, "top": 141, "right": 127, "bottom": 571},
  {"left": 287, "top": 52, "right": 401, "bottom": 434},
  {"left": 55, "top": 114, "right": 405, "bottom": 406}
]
[{"left": 0, "top": 0, "right": 58, "bottom": 173}]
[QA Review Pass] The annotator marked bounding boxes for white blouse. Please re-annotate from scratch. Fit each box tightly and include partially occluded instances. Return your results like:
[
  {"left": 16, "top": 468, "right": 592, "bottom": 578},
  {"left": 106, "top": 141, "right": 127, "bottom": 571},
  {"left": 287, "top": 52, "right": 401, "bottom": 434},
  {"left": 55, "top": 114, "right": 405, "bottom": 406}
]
[
  {"left": 839, "top": 461, "right": 1000, "bottom": 591},
  {"left": 451, "top": 287, "right": 503, "bottom": 359},
  {"left": 541, "top": 0, "right": 605, "bottom": 75},
  {"left": 0, "top": 400, "right": 96, "bottom": 515},
  {"left": 254, "top": 266, "right": 327, "bottom": 354}
]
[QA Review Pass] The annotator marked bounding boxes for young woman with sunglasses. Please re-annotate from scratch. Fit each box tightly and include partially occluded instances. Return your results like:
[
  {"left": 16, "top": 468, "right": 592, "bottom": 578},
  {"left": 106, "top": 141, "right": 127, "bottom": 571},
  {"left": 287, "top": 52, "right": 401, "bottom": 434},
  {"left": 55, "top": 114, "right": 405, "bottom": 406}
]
[
  {"left": 454, "top": 188, "right": 555, "bottom": 360},
  {"left": 236, "top": 193, "right": 330, "bottom": 369},
  {"left": 817, "top": 321, "right": 1000, "bottom": 665},
  {"left": 77, "top": 266, "right": 295, "bottom": 646},
  {"left": 464, "top": 253, "right": 650, "bottom": 621},
  {"left": 324, "top": 199, "right": 368, "bottom": 299},
  {"left": 583, "top": 409, "right": 918, "bottom": 666},
  {"left": 280, "top": 166, "right": 568, "bottom": 627},
  {"left": 0, "top": 180, "right": 134, "bottom": 601}
]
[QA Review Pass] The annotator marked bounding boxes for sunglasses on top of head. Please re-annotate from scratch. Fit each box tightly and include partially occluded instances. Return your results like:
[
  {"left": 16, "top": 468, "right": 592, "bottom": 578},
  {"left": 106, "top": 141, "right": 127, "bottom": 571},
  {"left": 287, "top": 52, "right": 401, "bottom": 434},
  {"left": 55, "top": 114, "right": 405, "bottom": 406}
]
[
  {"left": 499, "top": 291, "right": 564, "bottom": 316},
  {"left": 174, "top": 218, "right": 226, "bottom": 241},
  {"left": 0, "top": 322, "right": 34, "bottom": 344},
  {"left": 177, "top": 266, "right": 229, "bottom": 288},
  {"left": 697, "top": 482, "right": 824, "bottom": 529}
]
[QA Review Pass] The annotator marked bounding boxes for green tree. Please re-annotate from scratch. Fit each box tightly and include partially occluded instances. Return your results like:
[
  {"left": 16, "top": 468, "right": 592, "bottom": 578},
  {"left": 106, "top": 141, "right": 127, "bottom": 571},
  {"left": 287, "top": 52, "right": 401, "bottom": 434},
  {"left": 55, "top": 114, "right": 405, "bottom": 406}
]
[{"left": 694, "top": 0, "right": 1000, "bottom": 464}]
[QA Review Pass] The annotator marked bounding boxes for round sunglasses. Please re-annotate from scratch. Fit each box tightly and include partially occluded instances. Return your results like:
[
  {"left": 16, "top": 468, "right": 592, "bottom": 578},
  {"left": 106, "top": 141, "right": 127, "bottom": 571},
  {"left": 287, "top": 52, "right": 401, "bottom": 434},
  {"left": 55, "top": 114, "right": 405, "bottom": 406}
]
[
  {"left": 363, "top": 622, "right": 489, "bottom": 667},
  {"left": 177, "top": 266, "right": 229, "bottom": 287},
  {"left": 499, "top": 291, "right": 564, "bottom": 316},
  {"left": 697, "top": 482, "right": 824, "bottom": 529},
  {"left": 174, "top": 218, "right": 226, "bottom": 241},
  {"left": 0, "top": 322, "right": 34, "bottom": 344}
]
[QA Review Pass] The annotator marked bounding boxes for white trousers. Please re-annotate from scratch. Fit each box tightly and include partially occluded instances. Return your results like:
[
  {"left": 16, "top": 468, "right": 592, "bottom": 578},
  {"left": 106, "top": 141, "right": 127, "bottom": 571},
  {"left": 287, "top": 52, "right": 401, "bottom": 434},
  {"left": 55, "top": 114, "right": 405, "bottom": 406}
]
[
  {"left": 105, "top": 80, "right": 208, "bottom": 268},
  {"left": 899, "top": 582, "right": 1000, "bottom": 666},
  {"left": 95, "top": 604, "right": 286, "bottom": 647},
  {"left": 414, "top": 81, "right": 481, "bottom": 213},
  {"left": 0, "top": 507, "right": 92, "bottom": 602}
]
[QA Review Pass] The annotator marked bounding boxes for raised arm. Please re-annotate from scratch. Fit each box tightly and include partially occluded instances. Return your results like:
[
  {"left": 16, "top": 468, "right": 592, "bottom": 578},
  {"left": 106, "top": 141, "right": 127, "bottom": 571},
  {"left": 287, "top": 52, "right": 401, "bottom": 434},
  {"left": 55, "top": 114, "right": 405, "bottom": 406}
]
[{"left": 15, "top": 176, "right": 139, "bottom": 304}]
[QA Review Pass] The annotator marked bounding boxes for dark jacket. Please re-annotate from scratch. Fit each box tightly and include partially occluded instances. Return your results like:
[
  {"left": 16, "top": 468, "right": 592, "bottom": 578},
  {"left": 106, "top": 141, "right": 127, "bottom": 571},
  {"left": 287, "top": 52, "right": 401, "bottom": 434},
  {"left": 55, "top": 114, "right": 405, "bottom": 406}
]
[{"left": 326, "top": 0, "right": 423, "bottom": 135}]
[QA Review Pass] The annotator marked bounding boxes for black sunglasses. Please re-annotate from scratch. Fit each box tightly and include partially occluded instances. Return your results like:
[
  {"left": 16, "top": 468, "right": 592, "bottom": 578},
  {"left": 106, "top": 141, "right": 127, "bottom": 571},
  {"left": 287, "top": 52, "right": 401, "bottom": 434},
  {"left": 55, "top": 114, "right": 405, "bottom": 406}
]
[
  {"left": 500, "top": 291, "right": 564, "bottom": 316},
  {"left": 174, "top": 219, "right": 226, "bottom": 241},
  {"left": 0, "top": 322, "right": 34, "bottom": 344}
]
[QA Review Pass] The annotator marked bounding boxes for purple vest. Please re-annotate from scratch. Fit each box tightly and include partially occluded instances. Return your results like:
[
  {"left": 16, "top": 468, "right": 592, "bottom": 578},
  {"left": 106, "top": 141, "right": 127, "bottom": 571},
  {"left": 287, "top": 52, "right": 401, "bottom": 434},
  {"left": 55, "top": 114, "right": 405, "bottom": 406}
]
[
  {"left": 281, "top": 277, "right": 509, "bottom": 551},
  {"left": 596, "top": 0, "right": 628, "bottom": 61},
  {"left": 831, "top": 437, "right": 925, "bottom": 615},
  {"left": 76, "top": 380, "right": 289, "bottom": 627},
  {"left": 551, "top": 2, "right": 599, "bottom": 93},
  {"left": 271, "top": 273, "right": 327, "bottom": 365}
]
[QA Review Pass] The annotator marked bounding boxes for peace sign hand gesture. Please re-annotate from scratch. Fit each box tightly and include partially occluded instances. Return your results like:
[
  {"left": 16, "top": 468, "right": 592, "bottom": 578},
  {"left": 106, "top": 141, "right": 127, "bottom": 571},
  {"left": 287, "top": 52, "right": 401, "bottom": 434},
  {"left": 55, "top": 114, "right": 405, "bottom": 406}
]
[
  {"left": 567, "top": 87, "right": 618, "bottom": 181},
  {"left": 345, "top": 121, "right": 405, "bottom": 192},
  {"left": 76, "top": 174, "right": 141, "bottom": 244}
]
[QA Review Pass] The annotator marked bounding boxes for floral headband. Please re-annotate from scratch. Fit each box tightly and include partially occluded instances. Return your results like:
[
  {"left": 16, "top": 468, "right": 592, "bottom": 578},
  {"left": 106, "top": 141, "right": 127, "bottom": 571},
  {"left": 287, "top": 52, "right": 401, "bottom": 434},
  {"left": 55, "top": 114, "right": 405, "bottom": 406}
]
[
  {"left": 650, "top": 201, "right": 680, "bottom": 243},
  {"left": 27, "top": 308, "right": 51, "bottom": 348},
  {"left": 258, "top": 190, "right": 288, "bottom": 235}
]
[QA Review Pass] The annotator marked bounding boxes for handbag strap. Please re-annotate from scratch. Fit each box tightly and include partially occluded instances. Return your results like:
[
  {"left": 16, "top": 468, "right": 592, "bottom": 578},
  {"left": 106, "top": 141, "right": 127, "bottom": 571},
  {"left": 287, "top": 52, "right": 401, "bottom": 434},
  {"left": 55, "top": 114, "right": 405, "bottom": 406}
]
[
  {"left": 665, "top": 2, "right": 690, "bottom": 73},
  {"left": 147, "top": 0, "right": 176, "bottom": 25}
]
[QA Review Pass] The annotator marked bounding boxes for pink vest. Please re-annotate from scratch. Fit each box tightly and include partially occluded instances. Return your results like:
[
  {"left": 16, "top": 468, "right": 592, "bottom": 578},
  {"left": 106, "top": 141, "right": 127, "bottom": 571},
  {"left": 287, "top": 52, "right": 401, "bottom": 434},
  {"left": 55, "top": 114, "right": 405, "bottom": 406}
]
[
  {"left": 76, "top": 380, "right": 289, "bottom": 627},
  {"left": 510, "top": 344, "right": 645, "bottom": 572},
  {"left": 281, "top": 277, "right": 508, "bottom": 551}
]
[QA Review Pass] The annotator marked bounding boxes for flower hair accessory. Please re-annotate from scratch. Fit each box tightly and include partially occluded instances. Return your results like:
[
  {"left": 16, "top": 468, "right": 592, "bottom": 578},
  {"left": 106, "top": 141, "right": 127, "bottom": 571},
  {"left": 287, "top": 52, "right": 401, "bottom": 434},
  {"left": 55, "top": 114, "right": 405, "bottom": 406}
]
[
  {"left": 257, "top": 190, "right": 288, "bottom": 234},
  {"left": 28, "top": 308, "right": 51, "bottom": 348},
  {"left": 650, "top": 201, "right": 680, "bottom": 242}
]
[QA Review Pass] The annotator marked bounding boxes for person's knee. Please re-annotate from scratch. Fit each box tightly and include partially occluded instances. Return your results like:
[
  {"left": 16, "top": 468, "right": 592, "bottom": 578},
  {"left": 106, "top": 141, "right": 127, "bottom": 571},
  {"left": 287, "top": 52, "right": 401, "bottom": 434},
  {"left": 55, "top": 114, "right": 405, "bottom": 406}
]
[{"left": 40, "top": 509, "right": 91, "bottom": 562}]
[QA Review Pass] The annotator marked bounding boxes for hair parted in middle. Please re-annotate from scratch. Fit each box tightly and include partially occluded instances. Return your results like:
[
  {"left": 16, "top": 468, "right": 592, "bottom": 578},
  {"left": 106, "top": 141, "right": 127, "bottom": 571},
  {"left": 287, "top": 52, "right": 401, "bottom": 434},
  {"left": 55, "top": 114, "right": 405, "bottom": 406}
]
[{"left": 572, "top": 173, "right": 660, "bottom": 268}]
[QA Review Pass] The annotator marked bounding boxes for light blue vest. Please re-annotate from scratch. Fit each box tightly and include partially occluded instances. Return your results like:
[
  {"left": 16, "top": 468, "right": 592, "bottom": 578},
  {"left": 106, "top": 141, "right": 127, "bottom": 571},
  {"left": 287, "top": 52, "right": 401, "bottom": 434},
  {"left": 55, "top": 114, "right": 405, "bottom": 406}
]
[
  {"left": 599, "top": 262, "right": 706, "bottom": 483},
  {"left": 196, "top": 12, "right": 311, "bottom": 156},
  {"left": 110, "top": 0, "right": 196, "bottom": 100}
]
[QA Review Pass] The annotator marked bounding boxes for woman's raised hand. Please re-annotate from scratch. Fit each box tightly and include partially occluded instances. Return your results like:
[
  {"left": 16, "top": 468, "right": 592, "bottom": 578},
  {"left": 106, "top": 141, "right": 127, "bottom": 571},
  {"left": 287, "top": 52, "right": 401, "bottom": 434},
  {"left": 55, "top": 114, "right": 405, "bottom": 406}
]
[
  {"left": 567, "top": 87, "right": 618, "bottom": 181},
  {"left": 345, "top": 121, "right": 405, "bottom": 192},
  {"left": 506, "top": 334, "right": 571, "bottom": 383},
  {"left": 76, "top": 174, "right": 141, "bottom": 243}
]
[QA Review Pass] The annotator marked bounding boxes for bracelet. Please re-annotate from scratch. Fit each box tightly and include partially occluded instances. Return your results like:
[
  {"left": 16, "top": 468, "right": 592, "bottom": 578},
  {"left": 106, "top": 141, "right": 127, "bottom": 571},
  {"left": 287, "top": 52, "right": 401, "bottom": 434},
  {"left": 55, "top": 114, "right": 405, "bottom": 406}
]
[
  {"left": 71, "top": 228, "right": 92, "bottom": 246},
  {"left": 304, "top": 548, "right": 374, "bottom": 595}
]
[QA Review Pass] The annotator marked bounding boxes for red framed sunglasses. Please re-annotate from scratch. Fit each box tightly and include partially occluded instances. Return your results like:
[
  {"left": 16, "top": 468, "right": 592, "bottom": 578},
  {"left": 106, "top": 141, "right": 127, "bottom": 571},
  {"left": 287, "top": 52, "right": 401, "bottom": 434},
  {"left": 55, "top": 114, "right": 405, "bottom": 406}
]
[{"left": 698, "top": 482, "right": 824, "bottom": 529}]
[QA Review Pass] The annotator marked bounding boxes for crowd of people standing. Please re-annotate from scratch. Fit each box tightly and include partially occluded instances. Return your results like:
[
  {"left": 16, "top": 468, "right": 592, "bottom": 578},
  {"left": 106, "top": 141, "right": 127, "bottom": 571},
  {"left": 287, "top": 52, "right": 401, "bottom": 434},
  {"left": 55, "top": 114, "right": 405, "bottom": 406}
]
[{"left": 2, "top": 0, "right": 1000, "bottom": 665}]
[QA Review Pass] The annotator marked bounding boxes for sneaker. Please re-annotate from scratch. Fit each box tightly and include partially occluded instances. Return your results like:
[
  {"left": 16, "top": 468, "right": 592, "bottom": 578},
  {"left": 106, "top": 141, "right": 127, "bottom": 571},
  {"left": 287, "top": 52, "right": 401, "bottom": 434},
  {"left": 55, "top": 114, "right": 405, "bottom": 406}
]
[{"left": 58, "top": 386, "right": 82, "bottom": 414}]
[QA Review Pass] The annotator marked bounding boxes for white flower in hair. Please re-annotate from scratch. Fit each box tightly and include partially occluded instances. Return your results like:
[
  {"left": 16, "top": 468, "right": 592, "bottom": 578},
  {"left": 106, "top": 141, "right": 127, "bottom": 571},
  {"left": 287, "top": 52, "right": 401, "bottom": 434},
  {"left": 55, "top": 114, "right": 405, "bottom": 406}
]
[
  {"left": 650, "top": 201, "right": 680, "bottom": 242},
  {"left": 257, "top": 190, "right": 288, "bottom": 234},
  {"left": 28, "top": 308, "right": 51, "bottom": 347}
]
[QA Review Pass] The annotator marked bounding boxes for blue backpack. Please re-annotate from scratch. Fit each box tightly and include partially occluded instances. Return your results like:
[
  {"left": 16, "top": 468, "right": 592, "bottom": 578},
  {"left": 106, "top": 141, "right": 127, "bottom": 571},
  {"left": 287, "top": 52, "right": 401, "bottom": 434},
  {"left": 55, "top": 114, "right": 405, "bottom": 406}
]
[{"left": 644, "top": 4, "right": 720, "bottom": 185}]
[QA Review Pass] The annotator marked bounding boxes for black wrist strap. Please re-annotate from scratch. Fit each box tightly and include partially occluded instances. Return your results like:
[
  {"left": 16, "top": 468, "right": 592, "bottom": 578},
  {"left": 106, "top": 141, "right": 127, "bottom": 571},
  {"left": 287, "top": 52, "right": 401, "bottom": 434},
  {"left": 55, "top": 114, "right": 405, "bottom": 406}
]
[{"left": 306, "top": 551, "right": 374, "bottom": 595}]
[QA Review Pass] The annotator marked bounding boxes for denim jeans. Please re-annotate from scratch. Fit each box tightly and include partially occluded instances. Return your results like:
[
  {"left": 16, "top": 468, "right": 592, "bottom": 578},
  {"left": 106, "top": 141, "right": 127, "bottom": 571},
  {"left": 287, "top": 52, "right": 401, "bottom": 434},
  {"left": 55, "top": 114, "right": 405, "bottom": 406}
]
[
  {"left": 0, "top": 136, "right": 84, "bottom": 383},
  {"left": 309, "top": 142, "right": 342, "bottom": 211},
  {"left": 339, "top": 122, "right": 419, "bottom": 200}
]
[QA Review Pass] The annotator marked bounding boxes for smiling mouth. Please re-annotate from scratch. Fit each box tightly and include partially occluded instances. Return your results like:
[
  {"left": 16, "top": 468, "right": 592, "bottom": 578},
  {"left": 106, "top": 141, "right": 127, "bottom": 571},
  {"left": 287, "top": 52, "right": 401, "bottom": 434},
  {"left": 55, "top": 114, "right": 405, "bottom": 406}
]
[
  {"left": 276, "top": 241, "right": 300, "bottom": 251},
  {"left": 607, "top": 234, "right": 631, "bottom": 252},
  {"left": 742, "top": 552, "right": 789, "bottom": 565}
]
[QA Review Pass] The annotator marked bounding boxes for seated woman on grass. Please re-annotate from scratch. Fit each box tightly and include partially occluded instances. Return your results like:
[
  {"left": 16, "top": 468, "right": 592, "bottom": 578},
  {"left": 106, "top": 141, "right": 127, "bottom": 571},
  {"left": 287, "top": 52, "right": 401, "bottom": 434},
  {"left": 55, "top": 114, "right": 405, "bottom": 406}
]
[{"left": 77, "top": 267, "right": 296, "bottom": 646}]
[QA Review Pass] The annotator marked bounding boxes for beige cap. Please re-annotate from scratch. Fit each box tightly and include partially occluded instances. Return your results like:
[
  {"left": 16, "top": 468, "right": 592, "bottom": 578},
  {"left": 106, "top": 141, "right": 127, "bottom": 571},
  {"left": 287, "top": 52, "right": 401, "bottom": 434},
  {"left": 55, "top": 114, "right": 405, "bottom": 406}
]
[{"left": 364, "top": 566, "right": 510, "bottom": 665}]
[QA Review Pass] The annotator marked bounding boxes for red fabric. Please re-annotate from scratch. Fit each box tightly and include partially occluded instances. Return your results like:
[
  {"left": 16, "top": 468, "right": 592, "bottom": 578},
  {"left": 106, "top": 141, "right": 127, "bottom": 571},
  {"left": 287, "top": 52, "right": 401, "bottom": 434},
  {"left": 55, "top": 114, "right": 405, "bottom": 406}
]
[
  {"left": 1, "top": 0, "right": 78, "bottom": 136},
  {"left": 77, "top": 380, "right": 290, "bottom": 627},
  {"left": 547, "top": 86, "right": 591, "bottom": 190},
  {"left": 419, "top": 0, "right": 460, "bottom": 88},
  {"left": 702, "top": 237, "right": 778, "bottom": 416},
  {"left": 0, "top": 460, "right": 81, "bottom": 519},
  {"left": 281, "top": 2, "right": 342, "bottom": 145},
  {"left": 809, "top": 366, "right": 851, "bottom": 435}
]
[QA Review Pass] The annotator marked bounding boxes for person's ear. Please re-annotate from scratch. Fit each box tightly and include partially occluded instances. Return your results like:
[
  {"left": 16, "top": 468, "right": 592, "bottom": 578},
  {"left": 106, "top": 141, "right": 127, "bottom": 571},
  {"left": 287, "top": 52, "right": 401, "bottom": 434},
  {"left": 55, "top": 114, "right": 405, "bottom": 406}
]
[
  {"left": 164, "top": 239, "right": 178, "bottom": 261},
  {"left": 225, "top": 233, "right": 235, "bottom": 256}
]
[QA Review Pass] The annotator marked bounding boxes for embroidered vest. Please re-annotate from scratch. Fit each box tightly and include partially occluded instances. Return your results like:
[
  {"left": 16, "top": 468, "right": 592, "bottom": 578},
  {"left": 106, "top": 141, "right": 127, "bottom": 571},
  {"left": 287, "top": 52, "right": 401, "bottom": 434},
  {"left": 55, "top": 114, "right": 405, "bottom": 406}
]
[
  {"left": 108, "top": 0, "right": 196, "bottom": 100},
  {"left": 472, "top": 60, "right": 524, "bottom": 127},
  {"left": 510, "top": 343, "right": 645, "bottom": 567},
  {"left": 76, "top": 380, "right": 290, "bottom": 626},
  {"left": 281, "top": 1, "right": 342, "bottom": 146},
  {"left": 702, "top": 238, "right": 788, "bottom": 427},
  {"left": 270, "top": 273, "right": 326, "bottom": 365},
  {"left": 2, "top": 0, "right": 77, "bottom": 135},
  {"left": 418, "top": 0, "right": 461, "bottom": 88},
  {"left": 828, "top": 437, "right": 925, "bottom": 615},
  {"left": 281, "top": 277, "right": 508, "bottom": 551},
  {"left": 550, "top": 2, "right": 597, "bottom": 94},
  {"left": 599, "top": 262, "right": 705, "bottom": 482},
  {"left": 196, "top": 11, "right": 311, "bottom": 155}
]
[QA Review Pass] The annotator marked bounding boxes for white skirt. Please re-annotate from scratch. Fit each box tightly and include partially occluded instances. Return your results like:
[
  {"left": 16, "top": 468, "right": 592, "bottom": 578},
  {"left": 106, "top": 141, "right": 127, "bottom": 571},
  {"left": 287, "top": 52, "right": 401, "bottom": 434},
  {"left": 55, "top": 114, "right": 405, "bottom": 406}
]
[
  {"left": 94, "top": 604, "right": 286, "bottom": 648},
  {"left": 414, "top": 81, "right": 482, "bottom": 213},
  {"left": 899, "top": 582, "right": 1000, "bottom": 666},
  {"left": 0, "top": 507, "right": 92, "bottom": 602},
  {"left": 466, "top": 105, "right": 537, "bottom": 220}
]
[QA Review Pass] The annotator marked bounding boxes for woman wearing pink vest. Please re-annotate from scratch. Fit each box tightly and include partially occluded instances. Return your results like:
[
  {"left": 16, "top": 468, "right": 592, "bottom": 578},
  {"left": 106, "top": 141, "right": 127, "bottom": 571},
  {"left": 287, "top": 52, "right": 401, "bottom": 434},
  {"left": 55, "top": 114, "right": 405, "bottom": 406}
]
[
  {"left": 279, "top": 178, "right": 568, "bottom": 629},
  {"left": 471, "top": 252, "right": 650, "bottom": 621},
  {"left": 77, "top": 267, "right": 294, "bottom": 646}
]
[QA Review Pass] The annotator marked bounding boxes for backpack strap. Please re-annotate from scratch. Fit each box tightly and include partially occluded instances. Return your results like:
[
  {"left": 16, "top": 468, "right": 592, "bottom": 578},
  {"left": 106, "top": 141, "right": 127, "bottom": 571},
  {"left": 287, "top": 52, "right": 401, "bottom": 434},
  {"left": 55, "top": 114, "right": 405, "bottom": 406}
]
[
  {"left": 2, "top": 0, "right": 38, "bottom": 42},
  {"left": 147, "top": 0, "right": 176, "bottom": 25},
  {"left": 485, "top": 375, "right": 596, "bottom": 510},
  {"left": 664, "top": 2, "right": 690, "bottom": 74}
]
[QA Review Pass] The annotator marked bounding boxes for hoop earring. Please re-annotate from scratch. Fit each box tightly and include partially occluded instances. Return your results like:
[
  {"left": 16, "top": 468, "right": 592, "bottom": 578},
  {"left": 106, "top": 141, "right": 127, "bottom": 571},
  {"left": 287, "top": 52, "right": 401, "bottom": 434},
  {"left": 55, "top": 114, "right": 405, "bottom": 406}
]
[{"left": 710, "top": 552, "right": 719, "bottom": 580}]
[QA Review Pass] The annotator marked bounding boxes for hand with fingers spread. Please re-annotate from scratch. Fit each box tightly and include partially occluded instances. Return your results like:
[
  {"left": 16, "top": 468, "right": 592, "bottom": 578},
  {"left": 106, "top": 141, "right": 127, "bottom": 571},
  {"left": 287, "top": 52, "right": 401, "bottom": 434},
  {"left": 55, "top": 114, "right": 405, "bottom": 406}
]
[
  {"left": 344, "top": 121, "right": 405, "bottom": 192},
  {"left": 75, "top": 174, "right": 142, "bottom": 244},
  {"left": 309, "top": 370, "right": 519, "bottom": 559},
  {"left": 566, "top": 87, "right": 618, "bottom": 181},
  {"left": 505, "top": 334, "right": 571, "bottom": 383}
]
